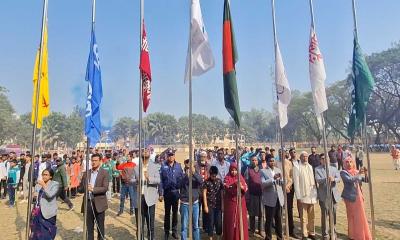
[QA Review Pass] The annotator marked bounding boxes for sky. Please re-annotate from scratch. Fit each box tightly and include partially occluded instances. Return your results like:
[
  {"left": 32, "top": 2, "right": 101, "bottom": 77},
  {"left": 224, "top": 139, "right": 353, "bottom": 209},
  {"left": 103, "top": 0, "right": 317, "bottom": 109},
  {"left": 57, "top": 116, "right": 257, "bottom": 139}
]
[{"left": 0, "top": 0, "right": 399, "bottom": 127}]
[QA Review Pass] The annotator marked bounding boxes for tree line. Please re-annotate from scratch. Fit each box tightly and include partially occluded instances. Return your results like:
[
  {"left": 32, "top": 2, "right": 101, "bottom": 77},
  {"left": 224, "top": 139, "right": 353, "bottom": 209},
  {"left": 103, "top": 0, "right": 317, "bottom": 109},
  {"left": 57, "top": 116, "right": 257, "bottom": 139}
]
[{"left": 1, "top": 42, "right": 399, "bottom": 148}]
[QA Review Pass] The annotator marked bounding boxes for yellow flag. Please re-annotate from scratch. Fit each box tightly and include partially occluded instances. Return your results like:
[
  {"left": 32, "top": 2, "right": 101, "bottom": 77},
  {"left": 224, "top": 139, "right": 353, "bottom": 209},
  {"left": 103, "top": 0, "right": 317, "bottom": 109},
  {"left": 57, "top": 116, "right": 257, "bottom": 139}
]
[{"left": 31, "top": 22, "right": 50, "bottom": 129}]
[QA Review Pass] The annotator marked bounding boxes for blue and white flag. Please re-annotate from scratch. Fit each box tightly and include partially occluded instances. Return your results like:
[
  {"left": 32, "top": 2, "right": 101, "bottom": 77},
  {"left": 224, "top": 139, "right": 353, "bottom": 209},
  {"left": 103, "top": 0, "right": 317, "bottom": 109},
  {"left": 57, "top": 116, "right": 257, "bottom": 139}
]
[{"left": 85, "top": 29, "right": 103, "bottom": 147}]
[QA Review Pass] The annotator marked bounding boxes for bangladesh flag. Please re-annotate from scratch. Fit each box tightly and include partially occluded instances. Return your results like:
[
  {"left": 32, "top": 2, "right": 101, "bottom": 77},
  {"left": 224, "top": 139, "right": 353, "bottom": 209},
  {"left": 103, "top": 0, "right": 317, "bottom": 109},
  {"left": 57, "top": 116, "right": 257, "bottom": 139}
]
[
  {"left": 223, "top": 0, "right": 241, "bottom": 127},
  {"left": 348, "top": 37, "right": 375, "bottom": 138}
]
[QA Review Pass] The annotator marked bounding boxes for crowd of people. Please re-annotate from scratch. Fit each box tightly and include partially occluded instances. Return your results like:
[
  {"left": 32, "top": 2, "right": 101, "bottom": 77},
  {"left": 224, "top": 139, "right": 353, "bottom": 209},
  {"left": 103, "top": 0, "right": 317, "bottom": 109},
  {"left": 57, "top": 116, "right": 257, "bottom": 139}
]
[{"left": 0, "top": 144, "right": 398, "bottom": 240}]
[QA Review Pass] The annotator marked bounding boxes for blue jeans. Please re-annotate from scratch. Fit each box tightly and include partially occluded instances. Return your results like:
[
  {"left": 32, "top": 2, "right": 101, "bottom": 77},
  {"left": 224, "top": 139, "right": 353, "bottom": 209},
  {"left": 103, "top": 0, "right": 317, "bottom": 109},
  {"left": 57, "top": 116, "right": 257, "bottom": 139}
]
[
  {"left": 7, "top": 184, "right": 16, "bottom": 206},
  {"left": 180, "top": 201, "right": 200, "bottom": 240},
  {"left": 119, "top": 183, "right": 136, "bottom": 212}
]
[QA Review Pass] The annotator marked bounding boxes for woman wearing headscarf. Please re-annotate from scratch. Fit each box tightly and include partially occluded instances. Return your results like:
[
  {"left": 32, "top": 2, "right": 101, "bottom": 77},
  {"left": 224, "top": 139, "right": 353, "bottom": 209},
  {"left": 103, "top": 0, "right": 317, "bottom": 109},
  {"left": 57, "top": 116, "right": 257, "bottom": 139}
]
[
  {"left": 340, "top": 156, "right": 371, "bottom": 240},
  {"left": 223, "top": 162, "right": 249, "bottom": 240}
]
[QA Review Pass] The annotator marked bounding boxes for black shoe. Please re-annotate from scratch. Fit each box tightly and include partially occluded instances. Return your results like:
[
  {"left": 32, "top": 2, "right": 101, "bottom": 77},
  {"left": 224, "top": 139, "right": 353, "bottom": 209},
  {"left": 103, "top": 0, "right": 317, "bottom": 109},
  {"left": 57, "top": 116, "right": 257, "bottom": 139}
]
[
  {"left": 308, "top": 235, "right": 316, "bottom": 240},
  {"left": 129, "top": 210, "right": 134, "bottom": 215},
  {"left": 117, "top": 211, "right": 123, "bottom": 216},
  {"left": 290, "top": 233, "right": 300, "bottom": 239},
  {"left": 171, "top": 232, "right": 178, "bottom": 239}
]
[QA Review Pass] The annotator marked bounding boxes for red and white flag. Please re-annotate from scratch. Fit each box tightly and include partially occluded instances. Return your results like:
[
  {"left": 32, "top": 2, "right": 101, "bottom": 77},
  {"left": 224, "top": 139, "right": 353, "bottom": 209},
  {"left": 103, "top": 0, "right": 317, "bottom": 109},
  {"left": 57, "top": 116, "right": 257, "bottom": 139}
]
[
  {"left": 309, "top": 26, "right": 327, "bottom": 116},
  {"left": 140, "top": 21, "right": 152, "bottom": 112}
]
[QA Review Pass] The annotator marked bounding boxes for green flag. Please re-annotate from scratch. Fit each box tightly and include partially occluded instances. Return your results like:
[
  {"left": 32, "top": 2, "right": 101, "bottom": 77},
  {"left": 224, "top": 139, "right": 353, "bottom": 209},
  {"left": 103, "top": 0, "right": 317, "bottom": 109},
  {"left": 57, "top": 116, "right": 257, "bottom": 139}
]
[
  {"left": 348, "top": 37, "right": 375, "bottom": 138},
  {"left": 223, "top": 0, "right": 240, "bottom": 127}
]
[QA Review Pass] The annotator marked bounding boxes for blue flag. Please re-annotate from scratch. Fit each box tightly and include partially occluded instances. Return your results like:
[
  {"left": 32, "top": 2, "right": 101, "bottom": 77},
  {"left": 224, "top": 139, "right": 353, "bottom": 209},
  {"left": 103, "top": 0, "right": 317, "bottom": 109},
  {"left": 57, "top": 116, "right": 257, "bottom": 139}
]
[{"left": 85, "top": 29, "right": 103, "bottom": 147}]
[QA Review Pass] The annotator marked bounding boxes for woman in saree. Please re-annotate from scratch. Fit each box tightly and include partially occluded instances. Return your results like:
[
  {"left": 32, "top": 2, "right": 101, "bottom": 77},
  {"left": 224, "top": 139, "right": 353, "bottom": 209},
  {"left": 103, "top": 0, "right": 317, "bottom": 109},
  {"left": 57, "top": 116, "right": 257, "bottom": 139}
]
[
  {"left": 30, "top": 169, "right": 60, "bottom": 240},
  {"left": 340, "top": 156, "right": 372, "bottom": 240},
  {"left": 223, "top": 162, "right": 249, "bottom": 240}
]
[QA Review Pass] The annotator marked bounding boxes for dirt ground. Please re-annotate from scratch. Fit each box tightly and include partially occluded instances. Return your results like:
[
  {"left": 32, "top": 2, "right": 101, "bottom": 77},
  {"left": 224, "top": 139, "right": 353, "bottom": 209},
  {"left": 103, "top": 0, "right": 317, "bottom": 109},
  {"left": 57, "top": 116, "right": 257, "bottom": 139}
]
[{"left": 1, "top": 152, "right": 399, "bottom": 240}]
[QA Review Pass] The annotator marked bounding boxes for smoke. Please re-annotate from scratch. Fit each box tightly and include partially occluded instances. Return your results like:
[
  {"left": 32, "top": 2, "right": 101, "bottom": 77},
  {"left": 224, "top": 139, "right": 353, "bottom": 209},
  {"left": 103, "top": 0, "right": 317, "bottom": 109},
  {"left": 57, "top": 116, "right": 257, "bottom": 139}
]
[{"left": 71, "top": 83, "right": 86, "bottom": 107}]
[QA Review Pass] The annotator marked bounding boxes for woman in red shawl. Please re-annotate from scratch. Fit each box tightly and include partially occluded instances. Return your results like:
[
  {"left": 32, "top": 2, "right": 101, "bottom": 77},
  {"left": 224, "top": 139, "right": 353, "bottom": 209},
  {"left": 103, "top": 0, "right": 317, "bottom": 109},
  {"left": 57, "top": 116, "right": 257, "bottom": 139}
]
[
  {"left": 223, "top": 162, "right": 249, "bottom": 240},
  {"left": 340, "top": 156, "right": 371, "bottom": 240}
]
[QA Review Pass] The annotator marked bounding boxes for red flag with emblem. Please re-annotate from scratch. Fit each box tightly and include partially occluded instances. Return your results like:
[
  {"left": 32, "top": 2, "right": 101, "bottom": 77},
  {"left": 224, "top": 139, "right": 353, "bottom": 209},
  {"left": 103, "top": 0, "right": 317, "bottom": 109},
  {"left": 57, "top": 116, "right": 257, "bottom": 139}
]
[{"left": 140, "top": 21, "right": 152, "bottom": 112}]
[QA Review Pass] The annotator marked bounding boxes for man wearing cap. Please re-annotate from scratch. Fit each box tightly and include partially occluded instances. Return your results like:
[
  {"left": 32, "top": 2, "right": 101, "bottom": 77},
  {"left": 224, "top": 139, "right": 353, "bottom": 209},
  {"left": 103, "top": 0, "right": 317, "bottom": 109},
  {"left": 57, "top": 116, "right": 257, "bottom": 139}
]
[
  {"left": 246, "top": 155, "right": 263, "bottom": 236},
  {"left": 160, "top": 149, "right": 184, "bottom": 240},
  {"left": 293, "top": 151, "right": 317, "bottom": 240}
]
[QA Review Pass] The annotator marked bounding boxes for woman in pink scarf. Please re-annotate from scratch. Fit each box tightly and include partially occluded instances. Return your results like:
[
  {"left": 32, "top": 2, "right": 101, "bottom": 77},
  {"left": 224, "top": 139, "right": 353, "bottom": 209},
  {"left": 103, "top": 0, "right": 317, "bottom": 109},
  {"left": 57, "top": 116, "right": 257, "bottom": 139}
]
[
  {"left": 340, "top": 156, "right": 371, "bottom": 240},
  {"left": 223, "top": 163, "right": 249, "bottom": 240}
]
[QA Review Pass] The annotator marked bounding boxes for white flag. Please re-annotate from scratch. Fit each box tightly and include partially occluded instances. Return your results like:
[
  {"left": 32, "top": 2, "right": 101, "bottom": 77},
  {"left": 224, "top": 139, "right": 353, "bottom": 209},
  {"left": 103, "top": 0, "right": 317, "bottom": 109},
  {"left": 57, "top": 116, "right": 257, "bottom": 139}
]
[
  {"left": 275, "top": 43, "right": 291, "bottom": 128},
  {"left": 309, "top": 27, "right": 328, "bottom": 116},
  {"left": 184, "top": 0, "right": 215, "bottom": 83}
]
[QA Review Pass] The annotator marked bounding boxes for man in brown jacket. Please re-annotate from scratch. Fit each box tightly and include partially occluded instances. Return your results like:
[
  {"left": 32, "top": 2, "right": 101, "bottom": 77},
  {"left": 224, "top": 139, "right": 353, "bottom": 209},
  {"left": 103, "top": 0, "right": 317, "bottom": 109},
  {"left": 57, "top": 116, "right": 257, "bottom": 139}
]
[{"left": 79, "top": 153, "right": 109, "bottom": 240}]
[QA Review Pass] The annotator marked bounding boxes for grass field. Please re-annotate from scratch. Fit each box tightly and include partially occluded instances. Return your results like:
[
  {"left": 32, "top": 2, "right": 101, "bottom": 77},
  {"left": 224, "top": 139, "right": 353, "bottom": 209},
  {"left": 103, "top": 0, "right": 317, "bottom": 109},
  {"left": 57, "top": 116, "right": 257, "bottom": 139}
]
[{"left": 1, "top": 152, "right": 399, "bottom": 239}]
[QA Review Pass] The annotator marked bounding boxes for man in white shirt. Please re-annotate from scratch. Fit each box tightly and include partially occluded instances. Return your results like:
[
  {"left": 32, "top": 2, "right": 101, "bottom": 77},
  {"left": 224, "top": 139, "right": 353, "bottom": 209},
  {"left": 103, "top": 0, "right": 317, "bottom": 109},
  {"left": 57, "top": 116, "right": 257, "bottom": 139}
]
[
  {"left": 211, "top": 148, "right": 230, "bottom": 181},
  {"left": 0, "top": 154, "right": 8, "bottom": 199},
  {"left": 38, "top": 154, "right": 51, "bottom": 181},
  {"left": 132, "top": 150, "right": 140, "bottom": 166},
  {"left": 293, "top": 151, "right": 317, "bottom": 240}
]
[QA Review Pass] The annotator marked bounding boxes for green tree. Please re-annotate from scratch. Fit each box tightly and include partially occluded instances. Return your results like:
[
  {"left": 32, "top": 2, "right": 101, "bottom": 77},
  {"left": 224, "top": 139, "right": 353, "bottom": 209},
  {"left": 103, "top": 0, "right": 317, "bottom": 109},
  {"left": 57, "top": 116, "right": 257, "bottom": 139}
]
[
  {"left": 110, "top": 117, "right": 137, "bottom": 142},
  {"left": 145, "top": 113, "right": 178, "bottom": 145},
  {"left": 62, "top": 107, "right": 84, "bottom": 148},
  {"left": 0, "top": 87, "right": 17, "bottom": 145},
  {"left": 15, "top": 113, "right": 33, "bottom": 149},
  {"left": 40, "top": 112, "right": 67, "bottom": 150}
]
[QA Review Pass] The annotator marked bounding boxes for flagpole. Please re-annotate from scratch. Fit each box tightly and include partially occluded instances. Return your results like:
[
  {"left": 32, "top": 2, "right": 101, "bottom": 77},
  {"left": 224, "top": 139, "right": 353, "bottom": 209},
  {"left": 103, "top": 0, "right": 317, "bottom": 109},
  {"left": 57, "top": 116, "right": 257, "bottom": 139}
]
[
  {"left": 83, "top": 138, "right": 90, "bottom": 240},
  {"left": 321, "top": 114, "right": 335, "bottom": 240},
  {"left": 351, "top": 1, "right": 376, "bottom": 238},
  {"left": 308, "top": 0, "right": 335, "bottom": 238},
  {"left": 235, "top": 125, "right": 244, "bottom": 240},
  {"left": 271, "top": 0, "right": 289, "bottom": 239},
  {"left": 25, "top": 0, "right": 48, "bottom": 239},
  {"left": 138, "top": 0, "right": 144, "bottom": 239},
  {"left": 83, "top": 1, "right": 96, "bottom": 240},
  {"left": 188, "top": 1, "right": 194, "bottom": 239}
]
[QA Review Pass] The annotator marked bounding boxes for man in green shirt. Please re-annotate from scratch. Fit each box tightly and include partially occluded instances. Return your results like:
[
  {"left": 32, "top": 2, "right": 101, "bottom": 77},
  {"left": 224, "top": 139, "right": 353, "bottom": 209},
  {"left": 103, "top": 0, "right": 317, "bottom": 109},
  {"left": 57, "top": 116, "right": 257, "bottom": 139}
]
[
  {"left": 101, "top": 153, "right": 114, "bottom": 201},
  {"left": 53, "top": 158, "right": 73, "bottom": 210},
  {"left": 111, "top": 152, "right": 120, "bottom": 197}
]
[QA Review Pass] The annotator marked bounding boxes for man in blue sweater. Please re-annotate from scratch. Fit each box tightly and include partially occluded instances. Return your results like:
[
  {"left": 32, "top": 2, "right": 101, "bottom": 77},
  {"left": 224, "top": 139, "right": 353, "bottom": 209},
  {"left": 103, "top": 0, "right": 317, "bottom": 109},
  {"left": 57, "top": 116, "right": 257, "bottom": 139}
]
[{"left": 7, "top": 159, "right": 20, "bottom": 207}]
